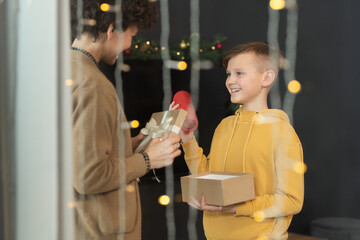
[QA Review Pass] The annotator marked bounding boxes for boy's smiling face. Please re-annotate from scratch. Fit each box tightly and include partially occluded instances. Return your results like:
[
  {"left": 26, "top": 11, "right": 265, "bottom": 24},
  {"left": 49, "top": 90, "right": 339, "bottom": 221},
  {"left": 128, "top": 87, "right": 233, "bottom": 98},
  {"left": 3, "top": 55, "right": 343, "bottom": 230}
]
[{"left": 225, "top": 52, "right": 266, "bottom": 106}]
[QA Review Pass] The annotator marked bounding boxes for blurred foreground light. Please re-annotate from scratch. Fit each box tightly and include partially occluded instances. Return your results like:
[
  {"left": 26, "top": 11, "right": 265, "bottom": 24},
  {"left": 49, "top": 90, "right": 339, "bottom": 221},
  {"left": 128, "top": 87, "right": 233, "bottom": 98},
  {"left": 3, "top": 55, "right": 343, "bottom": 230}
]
[
  {"left": 288, "top": 80, "right": 301, "bottom": 94},
  {"left": 67, "top": 202, "right": 75, "bottom": 208},
  {"left": 126, "top": 184, "right": 135, "bottom": 192},
  {"left": 294, "top": 162, "right": 307, "bottom": 174},
  {"left": 65, "top": 79, "right": 73, "bottom": 86},
  {"left": 81, "top": 18, "right": 96, "bottom": 26},
  {"left": 100, "top": 3, "right": 110, "bottom": 12},
  {"left": 254, "top": 211, "right": 265, "bottom": 222},
  {"left": 119, "top": 63, "right": 131, "bottom": 72},
  {"left": 158, "top": 195, "right": 170, "bottom": 205},
  {"left": 177, "top": 61, "right": 187, "bottom": 71},
  {"left": 270, "top": 0, "right": 285, "bottom": 10},
  {"left": 130, "top": 120, "right": 139, "bottom": 129}
]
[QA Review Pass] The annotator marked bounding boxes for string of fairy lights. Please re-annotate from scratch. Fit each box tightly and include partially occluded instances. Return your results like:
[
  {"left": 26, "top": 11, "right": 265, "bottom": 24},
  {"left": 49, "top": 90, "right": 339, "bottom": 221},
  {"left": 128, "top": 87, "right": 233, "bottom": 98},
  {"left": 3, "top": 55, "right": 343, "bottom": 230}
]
[{"left": 67, "top": 0, "right": 307, "bottom": 239}]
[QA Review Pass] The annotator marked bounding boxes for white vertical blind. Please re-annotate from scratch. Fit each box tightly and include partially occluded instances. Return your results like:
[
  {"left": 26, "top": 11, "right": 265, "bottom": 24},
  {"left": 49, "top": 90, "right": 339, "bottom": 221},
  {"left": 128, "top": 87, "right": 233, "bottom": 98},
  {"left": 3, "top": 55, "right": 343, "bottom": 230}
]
[{"left": 15, "top": 0, "right": 73, "bottom": 239}]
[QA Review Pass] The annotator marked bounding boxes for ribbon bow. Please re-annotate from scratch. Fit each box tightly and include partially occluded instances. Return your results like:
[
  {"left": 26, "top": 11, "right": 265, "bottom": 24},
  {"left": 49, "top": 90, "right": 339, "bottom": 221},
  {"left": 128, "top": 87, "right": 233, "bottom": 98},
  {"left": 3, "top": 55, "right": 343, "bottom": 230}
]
[{"left": 140, "top": 116, "right": 173, "bottom": 138}]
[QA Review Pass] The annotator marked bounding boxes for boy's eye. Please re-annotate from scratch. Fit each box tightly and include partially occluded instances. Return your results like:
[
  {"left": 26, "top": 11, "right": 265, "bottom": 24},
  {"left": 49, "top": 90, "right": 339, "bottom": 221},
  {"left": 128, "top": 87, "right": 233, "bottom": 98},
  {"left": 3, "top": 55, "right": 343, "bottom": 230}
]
[
  {"left": 236, "top": 72, "right": 242, "bottom": 76},
  {"left": 226, "top": 72, "right": 231, "bottom": 77}
]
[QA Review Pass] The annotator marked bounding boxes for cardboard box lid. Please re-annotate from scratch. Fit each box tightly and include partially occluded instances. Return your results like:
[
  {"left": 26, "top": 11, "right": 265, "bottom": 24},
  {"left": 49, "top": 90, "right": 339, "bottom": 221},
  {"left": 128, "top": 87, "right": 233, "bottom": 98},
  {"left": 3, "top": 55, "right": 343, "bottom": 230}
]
[{"left": 181, "top": 171, "right": 255, "bottom": 206}]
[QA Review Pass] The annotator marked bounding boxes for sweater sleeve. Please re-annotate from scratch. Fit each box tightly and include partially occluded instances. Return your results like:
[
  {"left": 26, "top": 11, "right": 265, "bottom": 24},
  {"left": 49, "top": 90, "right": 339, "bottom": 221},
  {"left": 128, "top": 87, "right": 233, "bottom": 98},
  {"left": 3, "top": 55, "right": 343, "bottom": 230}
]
[
  {"left": 182, "top": 138, "right": 209, "bottom": 174},
  {"left": 73, "top": 88, "right": 147, "bottom": 195},
  {"left": 235, "top": 142, "right": 304, "bottom": 218}
]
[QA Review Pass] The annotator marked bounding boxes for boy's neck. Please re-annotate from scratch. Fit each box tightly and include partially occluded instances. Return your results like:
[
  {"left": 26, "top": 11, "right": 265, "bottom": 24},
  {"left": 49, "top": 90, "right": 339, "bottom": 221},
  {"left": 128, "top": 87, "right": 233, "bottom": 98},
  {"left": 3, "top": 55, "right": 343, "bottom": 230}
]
[
  {"left": 242, "top": 104, "right": 269, "bottom": 112},
  {"left": 241, "top": 96, "right": 269, "bottom": 112}
]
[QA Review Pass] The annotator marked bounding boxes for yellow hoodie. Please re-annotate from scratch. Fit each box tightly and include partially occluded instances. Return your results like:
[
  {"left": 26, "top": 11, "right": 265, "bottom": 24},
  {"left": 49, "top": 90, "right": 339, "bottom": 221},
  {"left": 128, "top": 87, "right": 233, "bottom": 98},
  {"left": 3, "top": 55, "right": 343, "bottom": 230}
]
[{"left": 182, "top": 107, "right": 304, "bottom": 240}]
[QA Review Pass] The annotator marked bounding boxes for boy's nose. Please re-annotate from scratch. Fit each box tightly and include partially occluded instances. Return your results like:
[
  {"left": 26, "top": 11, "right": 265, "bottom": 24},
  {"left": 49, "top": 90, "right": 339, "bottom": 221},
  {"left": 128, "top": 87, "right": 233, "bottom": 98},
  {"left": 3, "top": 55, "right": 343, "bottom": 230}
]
[{"left": 226, "top": 76, "right": 235, "bottom": 84}]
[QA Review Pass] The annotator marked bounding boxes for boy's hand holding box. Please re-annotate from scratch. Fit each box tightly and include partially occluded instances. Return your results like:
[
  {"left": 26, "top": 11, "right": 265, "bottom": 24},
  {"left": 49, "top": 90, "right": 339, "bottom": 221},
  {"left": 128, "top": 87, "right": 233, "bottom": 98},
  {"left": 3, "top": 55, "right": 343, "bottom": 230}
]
[
  {"left": 135, "top": 109, "right": 187, "bottom": 153},
  {"left": 181, "top": 171, "right": 255, "bottom": 206}
]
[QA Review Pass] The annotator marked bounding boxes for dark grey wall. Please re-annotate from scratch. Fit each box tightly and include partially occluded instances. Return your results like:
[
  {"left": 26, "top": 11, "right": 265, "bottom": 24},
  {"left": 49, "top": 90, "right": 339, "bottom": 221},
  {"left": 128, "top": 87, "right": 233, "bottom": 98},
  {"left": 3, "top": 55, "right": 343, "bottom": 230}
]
[{"left": 130, "top": 0, "right": 360, "bottom": 237}]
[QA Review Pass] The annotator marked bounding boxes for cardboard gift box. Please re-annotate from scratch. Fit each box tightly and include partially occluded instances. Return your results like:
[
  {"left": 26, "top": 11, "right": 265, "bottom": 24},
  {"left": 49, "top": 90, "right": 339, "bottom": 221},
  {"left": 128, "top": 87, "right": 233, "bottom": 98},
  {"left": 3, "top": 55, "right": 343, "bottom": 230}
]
[
  {"left": 135, "top": 109, "right": 187, "bottom": 153},
  {"left": 181, "top": 171, "right": 255, "bottom": 206}
]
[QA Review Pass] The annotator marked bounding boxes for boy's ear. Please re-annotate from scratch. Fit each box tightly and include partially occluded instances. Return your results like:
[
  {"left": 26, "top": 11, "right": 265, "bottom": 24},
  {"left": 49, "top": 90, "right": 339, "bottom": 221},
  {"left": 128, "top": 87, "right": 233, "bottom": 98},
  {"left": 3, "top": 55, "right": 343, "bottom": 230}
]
[
  {"left": 106, "top": 23, "right": 115, "bottom": 40},
  {"left": 262, "top": 70, "right": 276, "bottom": 88}
]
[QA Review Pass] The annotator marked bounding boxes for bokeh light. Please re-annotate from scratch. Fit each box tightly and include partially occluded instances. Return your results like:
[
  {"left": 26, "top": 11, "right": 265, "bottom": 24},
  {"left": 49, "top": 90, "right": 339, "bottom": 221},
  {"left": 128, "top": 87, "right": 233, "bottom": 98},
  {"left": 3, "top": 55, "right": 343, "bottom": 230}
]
[
  {"left": 65, "top": 79, "right": 73, "bottom": 86},
  {"left": 130, "top": 120, "right": 139, "bottom": 128},
  {"left": 126, "top": 184, "right": 135, "bottom": 193},
  {"left": 100, "top": 3, "right": 110, "bottom": 12},
  {"left": 288, "top": 80, "right": 301, "bottom": 94},
  {"left": 269, "top": 0, "right": 285, "bottom": 10},
  {"left": 67, "top": 202, "right": 75, "bottom": 208},
  {"left": 294, "top": 162, "right": 307, "bottom": 174},
  {"left": 158, "top": 195, "right": 171, "bottom": 205},
  {"left": 177, "top": 61, "right": 187, "bottom": 71},
  {"left": 254, "top": 211, "right": 265, "bottom": 222}
]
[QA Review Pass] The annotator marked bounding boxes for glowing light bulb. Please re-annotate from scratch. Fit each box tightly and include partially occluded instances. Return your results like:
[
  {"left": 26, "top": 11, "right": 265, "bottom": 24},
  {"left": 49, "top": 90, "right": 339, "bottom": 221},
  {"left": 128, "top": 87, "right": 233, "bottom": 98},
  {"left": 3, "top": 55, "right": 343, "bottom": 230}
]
[
  {"left": 211, "top": 46, "right": 216, "bottom": 50},
  {"left": 177, "top": 61, "right": 187, "bottom": 71},
  {"left": 100, "top": 3, "right": 110, "bottom": 12},
  {"left": 65, "top": 79, "right": 73, "bottom": 86},
  {"left": 130, "top": 120, "right": 139, "bottom": 128},
  {"left": 176, "top": 52, "right": 180, "bottom": 56},
  {"left": 288, "top": 80, "right": 301, "bottom": 94},
  {"left": 199, "top": 49, "right": 203, "bottom": 53},
  {"left": 135, "top": 45, "right": 139, "bottom": 49},
  {"left": 294, "top": 162, "right": 307, "bottom": 174},
  {"left": 269, "top": 0, "right": 285, "bottom": 10},
  {"left": 146, "top": 41, "right": 150, "bottom": 45},
  {"left": 158, "top": 195, "right": 170, "bottom": 205},
  {"left": 254, "top": 211, "right": 265, "bottom": 222},
  {"left": 161, "top": 46, "right": 166, "bottom": 50}
]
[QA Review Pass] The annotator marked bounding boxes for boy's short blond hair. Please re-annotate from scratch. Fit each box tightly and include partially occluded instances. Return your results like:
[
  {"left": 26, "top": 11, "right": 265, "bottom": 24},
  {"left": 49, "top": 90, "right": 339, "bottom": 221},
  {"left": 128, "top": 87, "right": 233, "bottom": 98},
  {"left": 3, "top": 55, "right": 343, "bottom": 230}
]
[{"left": 223, "top": 41, "right": 284, "bottom": 77}]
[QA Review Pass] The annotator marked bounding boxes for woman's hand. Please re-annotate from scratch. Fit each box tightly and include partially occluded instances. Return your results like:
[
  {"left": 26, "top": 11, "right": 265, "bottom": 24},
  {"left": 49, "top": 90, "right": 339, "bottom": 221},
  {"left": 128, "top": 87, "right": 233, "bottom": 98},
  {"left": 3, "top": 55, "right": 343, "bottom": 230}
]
[{"left": 188, "top": 195, "right": 237, "bottom": 214}]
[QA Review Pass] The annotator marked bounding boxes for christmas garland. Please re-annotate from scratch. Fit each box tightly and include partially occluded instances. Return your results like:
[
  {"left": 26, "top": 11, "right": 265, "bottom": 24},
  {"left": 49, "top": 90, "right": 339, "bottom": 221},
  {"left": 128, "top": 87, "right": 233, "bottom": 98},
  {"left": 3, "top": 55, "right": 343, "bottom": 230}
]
[{"left": 124, "top": 34, "right": 227, "bottom": 65}]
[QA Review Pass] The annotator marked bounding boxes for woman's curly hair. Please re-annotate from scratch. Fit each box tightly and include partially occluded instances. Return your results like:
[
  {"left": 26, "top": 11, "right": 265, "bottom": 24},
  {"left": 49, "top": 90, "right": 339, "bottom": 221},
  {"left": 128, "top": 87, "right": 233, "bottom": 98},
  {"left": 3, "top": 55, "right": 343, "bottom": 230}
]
[{"left": 71, "top": 0, "right": 157, "bottom": 41}]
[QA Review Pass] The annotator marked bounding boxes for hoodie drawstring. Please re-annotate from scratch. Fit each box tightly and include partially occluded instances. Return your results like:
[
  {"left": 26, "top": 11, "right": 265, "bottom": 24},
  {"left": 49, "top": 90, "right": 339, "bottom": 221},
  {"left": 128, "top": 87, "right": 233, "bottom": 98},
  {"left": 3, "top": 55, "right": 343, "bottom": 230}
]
[
  {"left": 242, "top": 112, "right": 257, "bottom": 173},
  {"left": 222, "top": 106, "right": 241, "bottom": 171}
]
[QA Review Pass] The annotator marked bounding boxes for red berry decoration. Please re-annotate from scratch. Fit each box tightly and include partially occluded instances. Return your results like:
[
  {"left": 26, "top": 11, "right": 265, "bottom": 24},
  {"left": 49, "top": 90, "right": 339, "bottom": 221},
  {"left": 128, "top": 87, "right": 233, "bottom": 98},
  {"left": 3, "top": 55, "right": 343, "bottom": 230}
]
[
  {"left": 216, "top": 43, "right": 223, "bottom": 49},
  {"left": 124, "top": 49, "right": 131, "bottom": 55}
]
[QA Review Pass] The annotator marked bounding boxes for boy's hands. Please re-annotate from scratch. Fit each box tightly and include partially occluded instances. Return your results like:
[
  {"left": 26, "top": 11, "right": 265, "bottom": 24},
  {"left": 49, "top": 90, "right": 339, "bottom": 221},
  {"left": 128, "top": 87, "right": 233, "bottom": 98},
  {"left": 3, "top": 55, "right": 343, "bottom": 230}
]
[
  {"left": 188, "top": 195, "right": 237, "bottom": 214},
  {"left": 144, "top": 134, "right": 181, "bottom": 169},
  {"left": 169, "top": 101, "right": 194, "bottom": 143}
]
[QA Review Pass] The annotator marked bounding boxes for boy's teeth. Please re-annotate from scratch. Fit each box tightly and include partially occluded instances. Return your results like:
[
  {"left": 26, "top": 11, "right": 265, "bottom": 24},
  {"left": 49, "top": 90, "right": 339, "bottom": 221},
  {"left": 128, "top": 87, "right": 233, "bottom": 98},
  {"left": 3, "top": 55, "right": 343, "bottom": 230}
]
[{"left": 231, "top": 89, "right": 240, "bottom": 93}]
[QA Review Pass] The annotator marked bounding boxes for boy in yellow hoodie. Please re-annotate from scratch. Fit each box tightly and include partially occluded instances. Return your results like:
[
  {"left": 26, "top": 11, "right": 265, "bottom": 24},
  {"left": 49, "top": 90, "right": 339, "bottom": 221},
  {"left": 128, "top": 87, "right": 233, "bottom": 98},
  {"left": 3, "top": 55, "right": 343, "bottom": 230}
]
[{"left": 170, "top": 42, "right": 304, "bottom": 239}]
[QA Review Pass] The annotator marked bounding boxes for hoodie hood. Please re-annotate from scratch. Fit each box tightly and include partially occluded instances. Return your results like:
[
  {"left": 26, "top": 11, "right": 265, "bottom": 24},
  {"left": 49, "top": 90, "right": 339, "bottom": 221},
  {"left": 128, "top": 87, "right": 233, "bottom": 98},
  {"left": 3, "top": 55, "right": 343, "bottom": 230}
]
[{"left": 235, "top": 106, "right": 290, "bottom": 124}]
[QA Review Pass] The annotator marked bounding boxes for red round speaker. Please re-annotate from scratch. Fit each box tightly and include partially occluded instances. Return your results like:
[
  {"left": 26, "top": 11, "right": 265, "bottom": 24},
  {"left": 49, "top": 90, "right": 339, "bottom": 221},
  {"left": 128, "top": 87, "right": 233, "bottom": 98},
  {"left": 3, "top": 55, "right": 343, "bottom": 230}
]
[{"left": 173, "top": 91, "right": 198, "bottom": 132}]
